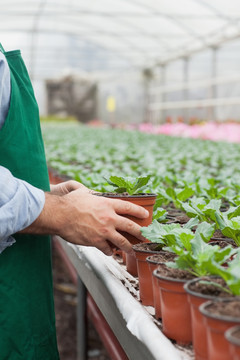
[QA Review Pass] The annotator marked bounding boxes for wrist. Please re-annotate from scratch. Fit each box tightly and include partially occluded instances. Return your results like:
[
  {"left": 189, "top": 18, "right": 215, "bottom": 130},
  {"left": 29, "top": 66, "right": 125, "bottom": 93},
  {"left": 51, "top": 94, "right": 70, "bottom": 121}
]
[{"left": 20, "top": 192, "right": 69, "bottom": 236}]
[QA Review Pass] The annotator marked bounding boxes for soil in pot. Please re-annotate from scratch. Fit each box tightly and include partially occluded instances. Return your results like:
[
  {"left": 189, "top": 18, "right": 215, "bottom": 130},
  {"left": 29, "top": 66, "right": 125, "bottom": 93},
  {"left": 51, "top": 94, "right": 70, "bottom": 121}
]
[
  {"left": 153, "top": 264, "right": 196, "bottom": 345},
  {"left": 225, "top": 325, "right": 240, "bottom": 360},
  {"left": 184, "top": 277, "right": 233, "bottom": 360},
  {"left": 165, "top": 209, "right": 191, "bottom": 225},
  {"left": 165, "top": 207, "right": 184, "bottom": 217},
  {"left": 212, "top": 229, "right": 226, "bottom": 239},
  {"left": 200, "top": 298, "right": 240, "bottom": 360},
  {"left": 132, "top": 243, "right": 164, "bottom": 306},
  {"left": 209, "top": 239, "right": 237, "bottom": 248},
  {"left": 170, "top": 214, "right": 191, "bottom": 225},
  {"left": 147, "top": 252, "right": 177, "bottom": 319},
  {"left": 211, "top": 228, "right": 234, "bottom": 242}
]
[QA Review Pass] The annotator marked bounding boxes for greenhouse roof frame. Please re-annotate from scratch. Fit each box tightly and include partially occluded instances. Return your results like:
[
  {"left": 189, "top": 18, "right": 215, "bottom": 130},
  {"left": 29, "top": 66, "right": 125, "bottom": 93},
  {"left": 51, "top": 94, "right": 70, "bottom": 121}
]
[{"left": 1, "top": 0, "right": 240, "bottom": 78}]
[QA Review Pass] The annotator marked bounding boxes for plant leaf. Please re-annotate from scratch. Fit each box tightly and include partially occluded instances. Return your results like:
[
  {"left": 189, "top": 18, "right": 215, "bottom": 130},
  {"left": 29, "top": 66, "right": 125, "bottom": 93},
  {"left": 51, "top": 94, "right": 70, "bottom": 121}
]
[{"left": 132, "top": 175, "right": 151, "bottom": 194}]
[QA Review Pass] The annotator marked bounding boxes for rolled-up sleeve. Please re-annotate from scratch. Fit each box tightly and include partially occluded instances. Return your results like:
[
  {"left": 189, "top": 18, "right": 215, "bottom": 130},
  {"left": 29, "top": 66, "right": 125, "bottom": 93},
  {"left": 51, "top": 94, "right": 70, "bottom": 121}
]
[{"left": 0, "top": 166, "right": 45, "bottom": 253}]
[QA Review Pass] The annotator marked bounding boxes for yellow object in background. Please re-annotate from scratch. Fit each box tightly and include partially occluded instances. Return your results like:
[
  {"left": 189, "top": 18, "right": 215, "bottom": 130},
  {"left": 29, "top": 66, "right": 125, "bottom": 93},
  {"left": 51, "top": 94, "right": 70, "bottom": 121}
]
[{"left": 106, "top": 96, "right": 116, "bottom": 112}]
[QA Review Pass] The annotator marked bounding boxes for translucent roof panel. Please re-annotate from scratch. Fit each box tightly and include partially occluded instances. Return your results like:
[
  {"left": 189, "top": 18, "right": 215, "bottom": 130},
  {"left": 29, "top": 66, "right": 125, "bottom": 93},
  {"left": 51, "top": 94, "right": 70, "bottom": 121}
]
[{"left": 1, "top": 0, "right": 240, "bottom": 79}]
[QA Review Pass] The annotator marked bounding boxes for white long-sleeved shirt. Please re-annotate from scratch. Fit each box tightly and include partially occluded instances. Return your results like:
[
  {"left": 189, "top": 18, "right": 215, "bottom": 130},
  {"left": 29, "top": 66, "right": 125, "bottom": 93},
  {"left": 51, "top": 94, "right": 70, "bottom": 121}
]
[{"left": 0, "top": 50, "right": 45, "bottom": 252}]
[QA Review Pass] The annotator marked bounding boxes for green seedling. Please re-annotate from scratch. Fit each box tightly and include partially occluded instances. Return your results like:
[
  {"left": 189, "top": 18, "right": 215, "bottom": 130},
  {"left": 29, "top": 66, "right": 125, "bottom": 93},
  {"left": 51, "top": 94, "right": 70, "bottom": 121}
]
[{"left": 104, "top": 175, "right": 151, "bottom": 195}]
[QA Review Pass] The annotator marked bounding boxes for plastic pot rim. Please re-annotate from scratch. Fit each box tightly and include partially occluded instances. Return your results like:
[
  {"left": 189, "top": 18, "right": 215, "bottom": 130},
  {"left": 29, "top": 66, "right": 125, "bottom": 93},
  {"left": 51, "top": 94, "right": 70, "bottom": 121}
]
[
  {"left": 97, "top": 193, "right": 157, "bottom": 199},
  {"left": 132, "top": 243, "right": 162, "bottom": 254},
  {"left": 183, "top": 276, "right": 229, "bottom": 301},
  {"left": 153, "top": 267, "right": 194, "bottom": 284},
  {"left": 146, "top": 252, "right": 175, "bottom": 265},
  {"left": 199, "top": 298, "right": 240, "bottom": 323},
  {"left": 225, "top": 325, "right": 240, "bottom": 346}
]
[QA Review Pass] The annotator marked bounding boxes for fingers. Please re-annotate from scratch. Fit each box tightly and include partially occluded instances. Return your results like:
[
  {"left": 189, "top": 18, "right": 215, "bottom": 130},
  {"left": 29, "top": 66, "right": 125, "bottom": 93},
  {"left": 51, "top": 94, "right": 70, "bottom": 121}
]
[
  {"left": 116, "top": 216, "right": 146, "bottom": 242},
  {"left": 65, "top": 180, "right": 88, "bottom": 192},
  {"left": 49, "top": 183, "right": 66, "bottom": 196},
  {"left": 71, "top": 183, "right": 97, "bottom": 194},
  {"left": 50, "top": 181, "right": 93, "bottom": 196},
  {"left": 67, "top": 180, "right": 82, "bottom": 190},
  {"left": 88, "top": 197, "right": 147, "bottom": 252},
  {"left": 106, "top": 231, "right": 133, "bottom": 253},
  {"left": 111, "top": 199, "right": 149, "bottom": 219},
  {"left": 94, "top": 240, "right": 114, "bottom": 256},
  {"left": 101, "top": 215, "right": 145, "bottom": 252}
]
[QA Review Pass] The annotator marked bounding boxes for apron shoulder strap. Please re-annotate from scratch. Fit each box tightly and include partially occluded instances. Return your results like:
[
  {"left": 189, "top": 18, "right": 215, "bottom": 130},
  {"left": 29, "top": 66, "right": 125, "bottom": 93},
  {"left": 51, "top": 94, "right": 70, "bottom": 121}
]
[{"left": 0, "top": 44, "right": 5, "bottom": 53}]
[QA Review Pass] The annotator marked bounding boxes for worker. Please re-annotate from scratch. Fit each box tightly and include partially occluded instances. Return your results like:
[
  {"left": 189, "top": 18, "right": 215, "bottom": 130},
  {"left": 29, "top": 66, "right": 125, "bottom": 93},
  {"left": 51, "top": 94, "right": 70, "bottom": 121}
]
[{"left": 0, "top": 43, "right": 148, "bottom": 359}]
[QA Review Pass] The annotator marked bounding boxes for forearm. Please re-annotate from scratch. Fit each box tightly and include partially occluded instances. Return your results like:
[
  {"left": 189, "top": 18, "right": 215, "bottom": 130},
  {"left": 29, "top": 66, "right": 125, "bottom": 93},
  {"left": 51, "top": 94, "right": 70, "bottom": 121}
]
[{"left": 21, "top": 192, "right": 67, "bottom": 236}]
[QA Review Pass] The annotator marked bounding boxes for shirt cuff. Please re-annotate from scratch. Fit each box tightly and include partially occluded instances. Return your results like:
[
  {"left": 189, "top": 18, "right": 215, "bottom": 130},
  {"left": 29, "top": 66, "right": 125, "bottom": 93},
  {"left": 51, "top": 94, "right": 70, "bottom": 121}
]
[
  {"left": 0, "top": 167, "right": 46, "bottom": 252},
  {"left": 0, "top": 236, "right": 16, "bottom": 254}
]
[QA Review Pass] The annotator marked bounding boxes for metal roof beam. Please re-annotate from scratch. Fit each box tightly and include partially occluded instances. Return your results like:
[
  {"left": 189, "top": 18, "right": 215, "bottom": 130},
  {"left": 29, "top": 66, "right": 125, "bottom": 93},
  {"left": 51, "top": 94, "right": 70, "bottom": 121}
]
[
  {"left": 0, "top": 28, "right": 146, "bottom": 67},
  {"left": 29, "top": 0, "right": 48, "bottom": 79},
  {"left": 0, "top": 8, "right": 224, "bottom": 19},
  {"left": 153, "top": 27, "right": 240, "bottom": 67},
  {"left": 122, "top": 0, "right": 210, "bottom": 47}
]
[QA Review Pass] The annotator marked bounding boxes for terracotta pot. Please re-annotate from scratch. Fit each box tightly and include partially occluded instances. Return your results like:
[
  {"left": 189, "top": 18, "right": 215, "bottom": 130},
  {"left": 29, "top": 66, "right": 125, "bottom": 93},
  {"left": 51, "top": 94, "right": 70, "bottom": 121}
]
[
  {"left": 147, "top": 252, "right": 177, "bottom": 319},
  {"left": 48, "top": 170, "right": 62, "bottom": 184},
  {"left": 199, "top": 298, "right": 240, "bottom": 360},
  {"left": 48, "top": 168, "right": 69, "bottom": 184},
  {"left": 103, "top": 194, "right": 157, "bottom": 276},
  {"left": 112, "top": 248, "right": 123, "bottom": 258},
  {"left": 225, "top": 325, "right": 240, "bottom": 360},
  {"left": 184, "top": 277, "right": 232, "bottom": 360},
  {"left": 122, "top": 251, "right": 126, "bottom": 264},
  {"left": 132, "top": 243, "right": 163, "bottom": 306},
  {"left": 153, "top": 265, "right": 195, "bottom": 345},
  {"left": 125, "top": 251, "right": 138, "bottom": 277}
]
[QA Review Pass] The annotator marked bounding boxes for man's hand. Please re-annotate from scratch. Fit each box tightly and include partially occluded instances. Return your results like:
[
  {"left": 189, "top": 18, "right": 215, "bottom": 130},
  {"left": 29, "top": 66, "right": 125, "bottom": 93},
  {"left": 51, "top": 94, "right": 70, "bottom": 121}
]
[
  {"left": 21, "top": 187, "right": 149, "bottom": 256},
  {"left": 50, "top": 180, "right": 94, "bottom": 196}
]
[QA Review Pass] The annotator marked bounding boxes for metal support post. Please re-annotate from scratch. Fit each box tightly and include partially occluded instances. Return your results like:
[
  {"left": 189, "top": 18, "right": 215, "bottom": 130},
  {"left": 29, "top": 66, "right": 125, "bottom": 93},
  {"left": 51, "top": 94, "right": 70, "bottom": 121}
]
[
  {"left": 160, "top": 64, "right": 166, "bottom": 123},
  {"left": 183, "top": 57, "right": 189, "bottom": 123},
  {"left": 77, "top": 276, "right": 88, "bottom": 360},
  {"left": 209, "top": 47, "right": 218, "bottom": 121}
]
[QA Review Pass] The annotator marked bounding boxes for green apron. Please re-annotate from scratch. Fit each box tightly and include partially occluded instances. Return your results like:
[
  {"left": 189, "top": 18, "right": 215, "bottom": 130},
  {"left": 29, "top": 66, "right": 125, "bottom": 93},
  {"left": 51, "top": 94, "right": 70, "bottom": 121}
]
[{"left": 0, "top": 44, "right": 59, "bottom": 360}]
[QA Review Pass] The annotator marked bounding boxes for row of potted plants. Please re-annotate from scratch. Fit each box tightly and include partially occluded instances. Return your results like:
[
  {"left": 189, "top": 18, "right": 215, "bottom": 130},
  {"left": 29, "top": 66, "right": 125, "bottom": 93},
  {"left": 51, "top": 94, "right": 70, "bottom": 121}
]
[
  {"left": 49, "top": 164, "right": 240, "bottom": 359},
  {"left": 88, "top": 174, "right": 240, "bottom": 359},
  {"left": 101, "top": 174, "right": 240, "bottom": 360},
  {"left": 41, "top": 122, "right": 240, "bottom": 207},
  {"left": 42, "top": 123, "right": 240, "bottom": 359},
  {"left": 132, "top": 215, "right": 240, "bottom": 360}
]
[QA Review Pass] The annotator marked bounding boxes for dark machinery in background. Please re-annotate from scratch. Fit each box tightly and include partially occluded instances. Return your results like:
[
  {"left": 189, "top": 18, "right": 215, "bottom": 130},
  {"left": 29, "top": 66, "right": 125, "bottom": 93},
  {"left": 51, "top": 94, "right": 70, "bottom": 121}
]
[{"left": 46, "top": 75, "right": 98, "bottom": 123}]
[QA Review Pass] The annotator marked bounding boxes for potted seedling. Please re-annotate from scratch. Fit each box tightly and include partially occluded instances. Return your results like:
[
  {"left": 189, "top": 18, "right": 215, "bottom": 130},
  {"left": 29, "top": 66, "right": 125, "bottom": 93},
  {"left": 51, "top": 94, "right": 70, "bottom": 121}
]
[
  {"left": 182, "top": 243, "right": 237, "bottom": 360},
  {"left": 184, "top": 275, "right": 235, "bottom": 360},
  {"left": 135, "top": 218, "right": 198, "bottom": 314},
  {"left": 182, "top": 199, "right": 240, "bottom": 242},
  {"left": 101, "top": 175, "right": 156, "bottom": 276},
  {"left": 146, "top": 252, "right": 177, "bottom": 319},
  {"left": 155, "top": 185, "right": 194, "bottom": 223},
  {"left": 197, "top": 251, "right": 240, "bottom": 360},
  {"left": 200, "top": 298, "right": 240, "bottom": 360},
  {"left": 214, "top": 206, "right": 240, "bottom": 245},
  {"left": 149, "top": 221, "right": 234, "bottom": 345}
]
